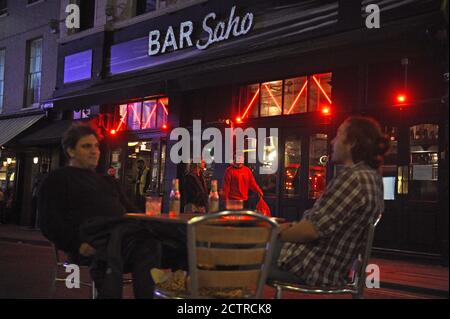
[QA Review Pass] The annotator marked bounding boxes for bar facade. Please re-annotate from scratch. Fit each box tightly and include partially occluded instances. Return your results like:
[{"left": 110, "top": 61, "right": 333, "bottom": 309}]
[{"left": 44, "top": 0, "right": 448, "bottom": 263}]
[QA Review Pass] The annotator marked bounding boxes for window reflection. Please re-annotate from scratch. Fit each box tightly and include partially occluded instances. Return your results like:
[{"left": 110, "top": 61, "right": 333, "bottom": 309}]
[
  {"left": 127, "top": 102, "right": 142, "bottom": 131},
  {"left": 309, "top": 134, "right": 327, "bottom": 199},
  {"left": 239, "top": 84, "right": 260, "bottom": 119},
  {"left": 261, "top": 81, "right": 282, "bottom": 117},
  {"left": 284, "top": 136, "right": 301, "bottom": 197},
  {"left": 381, "top": 126, "right": 398, "bottom": 200},
  {"left": 114, "top": 97, "right": 169, "bottom": 132},
  {"left": 142, "top": 100, "right": 157, "bottom": 129},
  {"left": 260, "top": 136, "right": 278, "bottom": 195},
  {"left": 284, "top": 77, "right": 307, "bottom": 115},
  {"left": 308, "top": 73, "right": 332, "bottom": 112},
  {"left": 409, "top": 124, "right": 439, "bottom": 201}
]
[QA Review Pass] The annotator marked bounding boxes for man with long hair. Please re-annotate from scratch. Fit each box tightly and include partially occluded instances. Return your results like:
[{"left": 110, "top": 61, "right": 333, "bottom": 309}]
[{"left": 270, "top": 116, "right": 390, "bottom": 287}]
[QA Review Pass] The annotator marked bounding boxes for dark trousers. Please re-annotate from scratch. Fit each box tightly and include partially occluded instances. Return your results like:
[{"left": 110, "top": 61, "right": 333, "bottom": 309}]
[{"left": 89, "top": 237, "right": 162, "bottom": 299}]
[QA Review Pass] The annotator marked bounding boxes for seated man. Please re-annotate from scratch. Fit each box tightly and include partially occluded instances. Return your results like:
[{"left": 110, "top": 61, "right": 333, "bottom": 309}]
[
  {"left": 38, "top": 124, "right": 161, "bottom": 298},
  {"left": 270, "top": 116, "right": 390, "bottom": 287}
]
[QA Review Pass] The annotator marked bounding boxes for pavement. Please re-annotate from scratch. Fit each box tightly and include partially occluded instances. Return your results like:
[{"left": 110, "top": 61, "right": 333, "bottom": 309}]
[{"left": 0, "top": 224, "right": 448, "bottom": 299}]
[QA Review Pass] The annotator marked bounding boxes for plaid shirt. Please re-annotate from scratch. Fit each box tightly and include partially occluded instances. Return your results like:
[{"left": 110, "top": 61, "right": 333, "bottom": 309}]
[{"left": 278, "top": 162, "right": 384, "bottom": 286}]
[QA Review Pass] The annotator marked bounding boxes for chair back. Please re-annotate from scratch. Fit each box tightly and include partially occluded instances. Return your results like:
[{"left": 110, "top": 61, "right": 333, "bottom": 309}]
[
  {"left": 186, "top": 210, "right": 279, "bottom": 298},
  {"left": 351, "top": 213, "right": 382, "bottom": 295}
]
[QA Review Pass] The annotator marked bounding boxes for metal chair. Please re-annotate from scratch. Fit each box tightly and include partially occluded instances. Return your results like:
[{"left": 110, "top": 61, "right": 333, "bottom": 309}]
[
  {"left": 268, "top": 213, "right": 382, "bottom": 299},
  {"left": 154, "top": 210, "right": 280, "bottom": 299},
  {"left": 51, "top": 245, "right": 134, "bottom": 299},
  {"left": 50, "top": 245, "right": 97, "bottom": 299}
]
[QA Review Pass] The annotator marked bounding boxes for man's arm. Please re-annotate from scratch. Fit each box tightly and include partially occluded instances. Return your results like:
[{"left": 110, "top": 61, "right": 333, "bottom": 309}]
[
  {"left": 281, "top": 172, "right": 364, "bottom": 243},
  {"left": 279, "top": 220, "right": 320, "bottom": 243},
  {"left": 248, "top": 169, "right": 263, "bottom": 197}
]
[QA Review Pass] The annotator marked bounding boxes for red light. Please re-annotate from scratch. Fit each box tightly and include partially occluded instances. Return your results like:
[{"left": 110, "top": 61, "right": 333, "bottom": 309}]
[
  {"left": 162, "top": 124, "right": 168, "bottom": 130},
  {"left": 110, "top": 129, "right": 117, "bottom": 135},
  {"left": 321, "top": 106, "right": 331, "bottom": 116},
  {"left": 236, "top": 117, "right": 242, "bottom": 123},
  {"left": 396, "top": 94, "right": 407, "bottom": 104}
]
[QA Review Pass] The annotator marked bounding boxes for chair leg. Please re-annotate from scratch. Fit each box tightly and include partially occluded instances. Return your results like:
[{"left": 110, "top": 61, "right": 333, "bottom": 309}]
[{"left": 275, "top": 285, "right": 283, "bottom": 299}]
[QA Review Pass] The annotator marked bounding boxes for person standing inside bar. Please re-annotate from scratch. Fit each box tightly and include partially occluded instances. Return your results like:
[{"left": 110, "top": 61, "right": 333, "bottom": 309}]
[
  {"left": 269, "top": 116, "right": 390, "bottom": 287},
  {"left": 222, "top": 154, "right": 263, "bottom": 207},
  {"left": 184, "top": 161, "right": 208, "bottom": 213},
  {"left": 134, "top": 159, "right": 150, "bottom": 211},
  {"left": 38, "top": 124, "right": 161, "bottom": 298},
  {"left": 30, "top": 163, "right": 49, "bottom": 229}
]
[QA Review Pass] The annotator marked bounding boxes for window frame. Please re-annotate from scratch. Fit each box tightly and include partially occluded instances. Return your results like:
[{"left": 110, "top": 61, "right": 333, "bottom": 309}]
[
  {"left": 113, "top": 97, "right": 169, "bottom": 132},
  {"left": 24, "top": 37, "right": 43, "bottom": 108},
  {"left": 239, "top": 72, "right": 333, "bottom": 119}
]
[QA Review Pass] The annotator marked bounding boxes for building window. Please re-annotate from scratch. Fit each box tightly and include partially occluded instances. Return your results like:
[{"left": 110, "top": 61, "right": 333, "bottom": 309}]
[
  {"left": 0, "top": 0, "right": 7, "bottom": 16},
  {"left": 136, "top": 0, "right": 157, "bottom": 15},
  {"left": 73, "top": 108, "right": 91, "bottom": 120},
  {"left": 24, "top": 38, "right": 42, "bottom": 108},
  {"left": 284, "top": 136, "right": 301, "bottom": 197},
  {"left": 408, "top": 124, "right": 439, "bottom": 202},
  {"left": 0, "top": 49, "right": 5, "bottom": 113},
  {"left": 68, "top": 0, "right": 95, "bottom": 33},
  {"left": 308, "top": 134, "right": 327, "bottom": 199},
  {"left": 113, "top": 97, "right": 169, "bottom": 132},
  {"left": 238, "top": 72, "right": 332, "bottom": 119}
]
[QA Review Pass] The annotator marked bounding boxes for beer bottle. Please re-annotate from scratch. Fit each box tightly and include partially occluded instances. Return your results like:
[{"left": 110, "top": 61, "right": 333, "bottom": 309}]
[
  {"left": 169, "top": 179, "right": 180, "bottom": 216},
  {"left": 208, "top": 180, "right": 219, "bottom": 213}
]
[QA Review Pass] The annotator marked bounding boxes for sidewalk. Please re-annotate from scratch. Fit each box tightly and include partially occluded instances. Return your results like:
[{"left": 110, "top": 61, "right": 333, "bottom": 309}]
[{"left": 0, "top": 224, "right": 448, "bottom": 298}]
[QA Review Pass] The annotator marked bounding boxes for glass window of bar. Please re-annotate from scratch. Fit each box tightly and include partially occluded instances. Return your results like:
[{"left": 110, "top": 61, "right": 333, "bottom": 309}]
[
  {"left": 25, "top": 38, "right": 42, "bottom": 107},
  {"left": 309, "top": 134, "right": 327, "bottom": 200},
  {"left": 284, "top": 136, "right": 301, "bottom": 197},
  {"left": 408, "top": 124, "right": 439, "bottom": 202},
  {"left": 239, "top": 72, "right": 332, "bottom": 119},
  {"left": 382, "top": 126, "right": 398, "bottom": 200},
  {"left": 114, "top": 97, "right": 169, "bottom": 132},
  {"left": 259, "top": 135, "right": 278, "bottom": 195}
]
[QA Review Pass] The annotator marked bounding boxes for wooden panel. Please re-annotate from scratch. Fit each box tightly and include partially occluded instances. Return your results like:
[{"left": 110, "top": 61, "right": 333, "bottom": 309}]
[
  {"left": 196, "top": 248, "right": 265, "bottom": 266},
  {"left": 198, "top": 270, "right": 260, "bottom": 289},
  {"left": 196, "top": 226, "right": 270, "bottom": 244}
]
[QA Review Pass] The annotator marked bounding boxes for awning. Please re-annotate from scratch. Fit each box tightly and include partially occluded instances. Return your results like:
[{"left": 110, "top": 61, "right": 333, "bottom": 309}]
[
  {"left": 0, "top": 114, "right": 46, "bottom": 147},
  {"left": 18, "top": 120, "right": 72, "bottom": 146}
]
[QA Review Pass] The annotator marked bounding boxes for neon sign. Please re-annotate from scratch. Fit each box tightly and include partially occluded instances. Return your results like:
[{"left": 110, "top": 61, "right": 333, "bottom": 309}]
[{"left": 148, "top": 6, "right": 254, "bottom": 56}]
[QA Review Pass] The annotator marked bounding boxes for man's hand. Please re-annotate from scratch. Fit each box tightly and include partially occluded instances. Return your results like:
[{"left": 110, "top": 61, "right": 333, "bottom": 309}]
[{"left": 79, "top": 243, "right": 96, "bottom": 257}]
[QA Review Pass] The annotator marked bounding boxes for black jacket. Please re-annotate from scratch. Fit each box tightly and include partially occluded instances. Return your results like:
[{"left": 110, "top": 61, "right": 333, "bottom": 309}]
[
  {"left": 38, "top": 166, "right": 139, "bottom": 254},
  {"left": 184, "top": 172, "right": 209, "bottom": 207}
]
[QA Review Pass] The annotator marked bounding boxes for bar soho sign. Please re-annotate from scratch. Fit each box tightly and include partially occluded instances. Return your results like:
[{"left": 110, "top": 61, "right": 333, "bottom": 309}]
[{"left": 148, "top": 6, "right": 254, "bottom": 56}]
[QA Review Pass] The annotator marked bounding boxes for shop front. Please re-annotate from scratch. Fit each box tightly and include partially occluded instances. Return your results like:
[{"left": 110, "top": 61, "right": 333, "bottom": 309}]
[{"left": 50, "top": 0, "right": 448, "bottom": 262}]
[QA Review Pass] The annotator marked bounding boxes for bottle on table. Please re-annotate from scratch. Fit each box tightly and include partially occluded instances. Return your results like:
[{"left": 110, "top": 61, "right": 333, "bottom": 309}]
[
  {"left": 208, "top": 179, "right": 219, "bottom": 213},
  {"left": 169, "top": 178, "right": 180, "bottom": 216}
]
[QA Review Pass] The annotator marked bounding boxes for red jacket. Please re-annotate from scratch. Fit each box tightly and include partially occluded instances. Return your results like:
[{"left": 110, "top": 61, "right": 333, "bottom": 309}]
[{"left": 222, "top": 165, "right": 263, "bottom": 201}]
